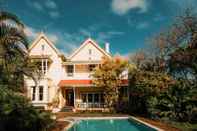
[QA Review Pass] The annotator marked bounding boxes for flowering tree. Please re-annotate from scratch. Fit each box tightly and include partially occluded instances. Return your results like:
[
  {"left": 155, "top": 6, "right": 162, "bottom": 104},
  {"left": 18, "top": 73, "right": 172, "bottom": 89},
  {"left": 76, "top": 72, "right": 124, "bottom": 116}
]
[{"left": 92, "top": 56, "right": 128, "bottom": 112}]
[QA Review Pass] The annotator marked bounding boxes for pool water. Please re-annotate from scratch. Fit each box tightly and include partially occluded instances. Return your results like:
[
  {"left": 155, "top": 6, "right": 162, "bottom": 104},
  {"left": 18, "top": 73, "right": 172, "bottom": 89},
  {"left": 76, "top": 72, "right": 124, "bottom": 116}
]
[{"left": 68, "top": 119, "right": 157, "bottom": 131}]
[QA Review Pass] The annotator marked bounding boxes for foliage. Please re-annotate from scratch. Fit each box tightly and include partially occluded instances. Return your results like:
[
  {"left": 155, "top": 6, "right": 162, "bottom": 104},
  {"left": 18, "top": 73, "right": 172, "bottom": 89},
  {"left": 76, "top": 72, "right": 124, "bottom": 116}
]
[
  {"left": 0, "top": 11, "right": 39, "bottom": 92},
  {"left": 128, "top": 68, "right": 173, "bottom": 114},
  {"left": 0, "top": 11, "right": 54, "bottom": 131},
  {"left": 147, "top": 79, "right": 197, "bottom": 122},
  {"left": 128, "top": 9, "right": 197, "bottom": 123},
  {"left": 151, "top": 9, "right": 197, "bottom": 79},
  {"left": 92, "top": 56, "right": 128, "bottom": 112},
  {"left": 0, "top": 87, "right": 54, "bottom": 131}
]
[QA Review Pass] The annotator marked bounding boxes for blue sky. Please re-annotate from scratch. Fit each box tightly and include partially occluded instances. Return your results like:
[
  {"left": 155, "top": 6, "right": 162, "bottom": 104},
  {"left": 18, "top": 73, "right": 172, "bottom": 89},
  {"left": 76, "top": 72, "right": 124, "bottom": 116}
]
[{"left": 1, "top": 0, "right": 197, "bottom": 56}]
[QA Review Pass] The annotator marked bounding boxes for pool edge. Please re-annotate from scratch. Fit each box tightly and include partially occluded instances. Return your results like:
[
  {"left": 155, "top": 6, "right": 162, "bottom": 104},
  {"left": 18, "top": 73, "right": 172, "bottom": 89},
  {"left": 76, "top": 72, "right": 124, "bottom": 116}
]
[
  {"left": 130, "top": 116, "right": 164, "bottom": 131},
  {"left": 63, "top": 116, "right": 164, "bottom": 131}
]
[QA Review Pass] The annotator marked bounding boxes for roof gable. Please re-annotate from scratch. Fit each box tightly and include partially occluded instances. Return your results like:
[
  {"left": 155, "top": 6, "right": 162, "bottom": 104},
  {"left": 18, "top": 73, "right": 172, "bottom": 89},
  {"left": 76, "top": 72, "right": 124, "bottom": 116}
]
[
  {"left": 68, "top": 38, "right": 111, "bottom": 61},
  {"left": 28, "top": 32, "right": 61, "bottom": 56}
]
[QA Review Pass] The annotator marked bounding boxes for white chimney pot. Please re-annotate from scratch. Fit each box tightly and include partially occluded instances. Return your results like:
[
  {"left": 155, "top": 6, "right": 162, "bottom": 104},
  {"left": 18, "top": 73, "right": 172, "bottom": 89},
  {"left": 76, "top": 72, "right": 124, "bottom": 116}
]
[{"left": 105, "top": 43, "right": 110, "bottom": 53}]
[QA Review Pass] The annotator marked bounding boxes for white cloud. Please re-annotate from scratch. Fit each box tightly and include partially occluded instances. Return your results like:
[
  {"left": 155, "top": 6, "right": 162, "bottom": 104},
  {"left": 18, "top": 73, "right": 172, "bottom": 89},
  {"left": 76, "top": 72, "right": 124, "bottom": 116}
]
[
  {"left": 32, "top": 2, "right": 43, "bottom": 11},
  {"left": 24, "top": 26, "right": 58, "bottom": 43},
  {"left": 24, "top": 26, "right": 37, "bottom": 38},
  {"left": 111, "top": 0, "right": 148, "bottom": 15},
  {"left": 136, "top": 22, "right": 149, "bottom": 29},
  {"left": 107, "top": 31, "right": 124, "bottom": 35},
  {"left": 96, "top": 31, "right": 124, "bottom": 43},
  {"left": 153, "top": 14, "right": 165, "bottom": 22},
  {"left": 47, "top": 34, "right": 58, "bottom": 43},
  {"left": 45, "top": 0, "right": 57, "bottom": 9},
  {"left": 24, "top": 24, "right": 125, "bottom": 56},
  {"left": 79, "top": 28, "right": 91, "bottom": 37},
  {"left": 49, "top": 11, "right": 60, "bottom": 18}
]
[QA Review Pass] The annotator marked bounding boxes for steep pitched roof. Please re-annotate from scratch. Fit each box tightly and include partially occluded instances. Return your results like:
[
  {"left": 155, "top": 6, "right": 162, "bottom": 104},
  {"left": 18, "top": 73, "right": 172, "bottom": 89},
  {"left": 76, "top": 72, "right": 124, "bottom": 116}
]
[
  {"left": 68, "top": 38, "right": 111, "bottom": 59},
  {"left": 28, "top": 32, "right": 61, "bottom": 56}
]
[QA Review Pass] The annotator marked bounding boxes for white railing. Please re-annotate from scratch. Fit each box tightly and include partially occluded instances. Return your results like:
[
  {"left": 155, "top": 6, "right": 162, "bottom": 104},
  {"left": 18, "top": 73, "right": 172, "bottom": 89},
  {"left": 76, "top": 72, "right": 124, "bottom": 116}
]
[{"left": 76, "top": 103, "right": 106, "bottom": 108}]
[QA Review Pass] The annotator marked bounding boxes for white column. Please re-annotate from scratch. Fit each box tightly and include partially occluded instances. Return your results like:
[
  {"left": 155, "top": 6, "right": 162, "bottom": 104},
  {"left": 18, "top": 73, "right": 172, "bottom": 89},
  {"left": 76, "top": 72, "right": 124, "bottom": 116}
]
[
  {"left": 44, "top": 85, "right": 48, "bottom": 102},
  {"left": 73, "top": 87, "right": 76, "bottom": 108},
  {"left": 73, "top": 64, "right": 75, "bottom": 76},
  {"left": 36, "top": 86, "right": 39, "bottom": 102},
  {"left": 41, "top": 59, "right": 44, "bottom": 74},
  {"left": 45, "top": 59, "right": 48, "bottom": 75}
]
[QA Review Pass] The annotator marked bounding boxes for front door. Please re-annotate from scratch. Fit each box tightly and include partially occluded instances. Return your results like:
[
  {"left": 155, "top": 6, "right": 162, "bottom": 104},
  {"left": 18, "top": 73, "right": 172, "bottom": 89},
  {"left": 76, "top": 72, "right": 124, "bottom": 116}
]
[{"left": 66, "top": 89, "right": 74, "bottom": 106}]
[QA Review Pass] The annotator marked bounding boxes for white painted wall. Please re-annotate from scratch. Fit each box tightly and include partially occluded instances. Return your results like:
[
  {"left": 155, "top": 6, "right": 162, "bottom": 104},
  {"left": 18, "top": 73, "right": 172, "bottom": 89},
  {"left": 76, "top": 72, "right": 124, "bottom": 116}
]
[
  {"left": 26, "top": 35, "right": 112, "bottom": 109},
  {"left": 26, "top": 34, "right": 63, "bottom": 108},
  {"left": 71, "top": 41, "right": 106, "bottom": 61}
]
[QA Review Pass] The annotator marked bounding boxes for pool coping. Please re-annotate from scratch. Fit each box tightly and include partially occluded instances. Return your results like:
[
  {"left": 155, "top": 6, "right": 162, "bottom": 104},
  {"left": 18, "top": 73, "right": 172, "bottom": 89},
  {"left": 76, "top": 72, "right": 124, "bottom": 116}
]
[{"left": 62, "top": 116, "right": 164, "bottom": 131}]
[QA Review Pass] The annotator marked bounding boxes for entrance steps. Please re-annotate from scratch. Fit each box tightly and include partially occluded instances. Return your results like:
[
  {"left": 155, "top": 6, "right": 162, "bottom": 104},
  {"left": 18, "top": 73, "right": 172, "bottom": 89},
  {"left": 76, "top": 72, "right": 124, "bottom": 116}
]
[{"left": 61, "top": 106, "right": 73, "bottom": 112}]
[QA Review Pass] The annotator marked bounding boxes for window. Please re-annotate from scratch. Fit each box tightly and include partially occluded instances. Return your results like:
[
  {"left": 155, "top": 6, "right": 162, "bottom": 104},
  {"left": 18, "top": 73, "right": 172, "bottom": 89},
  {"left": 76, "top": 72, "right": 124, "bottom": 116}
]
[
  {"left": 39, "top": 86, "right": 44, "bottom": 101},
  {"left": 89, "top": 64, "right": 96, "bottom": 72},
  {"left": 120, "top": 86, "right": 128, "bottom": 98},
  {"left": 89, "top": 49, "right": 92, "bottom": 55},
  {"left": 100, "top": 93, "right": 104, "bottom": 103},
  {"left": 88, "top": 94, "right": 93, "bottom": 103},
  {"left": 67, "top": 65, "right": 74, "bottom": 76},
  {"left": 81, "top": 93, "right": 104, "bottom": 104},
  {"left": 82, "top": 94, "right": 87, "bottom": 103},
  {"left": 43, "top": 60, "right": 47, "bottom": 74},
  {"left": 94, "top": 94, "right": 99, "bottom": 103},
  {"left": 36, "top": 60, "right": 47, "bottom": 74},
  {"left": 41, "top": 45, "right": 45, "bottom": 51},
  {"left": 32, "top": 86, "right": 36, "bottom": 101}
]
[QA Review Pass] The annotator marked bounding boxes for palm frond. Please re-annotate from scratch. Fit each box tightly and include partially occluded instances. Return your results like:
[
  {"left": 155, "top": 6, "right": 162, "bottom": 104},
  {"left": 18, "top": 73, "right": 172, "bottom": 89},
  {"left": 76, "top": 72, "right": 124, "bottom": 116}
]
[{"left": 0, "top": 11, "right": 24, "bottom": 28}]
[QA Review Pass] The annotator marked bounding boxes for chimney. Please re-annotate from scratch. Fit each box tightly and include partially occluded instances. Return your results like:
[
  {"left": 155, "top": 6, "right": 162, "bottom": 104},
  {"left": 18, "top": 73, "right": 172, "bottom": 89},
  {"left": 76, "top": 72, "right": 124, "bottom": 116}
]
[{"left": 105, "top": 42, "right": 110, "bottom": 53}]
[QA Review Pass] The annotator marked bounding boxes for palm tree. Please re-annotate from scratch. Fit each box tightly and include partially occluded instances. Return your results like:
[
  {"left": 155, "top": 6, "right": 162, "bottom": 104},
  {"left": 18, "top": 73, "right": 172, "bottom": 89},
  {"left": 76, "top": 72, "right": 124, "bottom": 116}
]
[
  {"left": 0, "top": 11, "right": 24, "bottom": 28},
  {"left": 0, "top": 11, "right": 30, "bottom": 92}
]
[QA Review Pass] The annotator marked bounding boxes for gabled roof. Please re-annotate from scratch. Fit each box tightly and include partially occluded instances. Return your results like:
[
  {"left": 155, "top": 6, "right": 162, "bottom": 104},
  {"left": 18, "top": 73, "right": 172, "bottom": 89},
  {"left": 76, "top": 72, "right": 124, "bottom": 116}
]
[
  {"left": 68, "top": 38, "right": 111, "bottom": 60},
  {"left": 28, "top": 32, "right": 62, "bottom": 56}
]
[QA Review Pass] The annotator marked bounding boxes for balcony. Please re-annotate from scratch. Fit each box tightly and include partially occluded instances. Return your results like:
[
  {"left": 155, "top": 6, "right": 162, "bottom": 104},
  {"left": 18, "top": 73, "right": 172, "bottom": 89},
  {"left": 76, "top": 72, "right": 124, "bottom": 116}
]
[{"left": 29, "top": 55, "right": 52, "bottom": 78}]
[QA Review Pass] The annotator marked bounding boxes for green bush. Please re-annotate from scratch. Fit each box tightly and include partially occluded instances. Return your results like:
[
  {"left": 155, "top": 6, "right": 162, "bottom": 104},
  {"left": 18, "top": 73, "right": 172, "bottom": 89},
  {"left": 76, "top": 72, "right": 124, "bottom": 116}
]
[{"left": 0, "top": 87, "right": 54, "bottom": 131}]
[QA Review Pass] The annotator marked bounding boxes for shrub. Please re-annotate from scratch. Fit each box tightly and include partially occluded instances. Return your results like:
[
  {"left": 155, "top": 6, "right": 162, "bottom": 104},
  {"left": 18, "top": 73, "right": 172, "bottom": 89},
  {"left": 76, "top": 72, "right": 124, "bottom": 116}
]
[{"left": 0, "top": 87, "right": 54, "bottom": 131}]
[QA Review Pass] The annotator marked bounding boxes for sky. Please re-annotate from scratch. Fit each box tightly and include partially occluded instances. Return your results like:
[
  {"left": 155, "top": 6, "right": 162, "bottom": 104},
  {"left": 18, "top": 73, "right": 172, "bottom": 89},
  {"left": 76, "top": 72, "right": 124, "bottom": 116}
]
[{"left": 1, "top": 0, "right": 197, "bottom": 57}]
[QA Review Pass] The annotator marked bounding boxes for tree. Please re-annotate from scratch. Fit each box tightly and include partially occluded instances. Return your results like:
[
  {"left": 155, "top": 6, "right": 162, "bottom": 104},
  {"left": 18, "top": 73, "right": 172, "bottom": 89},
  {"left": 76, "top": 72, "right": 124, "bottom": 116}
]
[
  {"left": 0, "top": 11, "right": 38, "bottom": 92},
  {"left": 128, "top": 9, "right": 197, "bottom": 123},
  {"left": 147, "top": 79, "right": 197, "bottom": 122},
  {"left": 0, "top": 88, "right": 54, "bottom": 131},
  {"left": 151, "top": 9, "right": 197, "bottom": 80},
  {"left": 0, "top": 11, "right": 54, "bottom": 131},
  {"left": 92, "top": 56, "right": 128, "bottom": 112},
  {"left": 128, "top": 67, "right": 173, "bottom": 115}
]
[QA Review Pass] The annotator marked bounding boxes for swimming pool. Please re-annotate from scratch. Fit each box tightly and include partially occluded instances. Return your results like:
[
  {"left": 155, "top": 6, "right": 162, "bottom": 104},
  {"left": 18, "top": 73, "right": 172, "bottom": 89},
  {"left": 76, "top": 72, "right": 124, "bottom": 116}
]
[{"left": 67, "top": 118, "right": 158, "bottom": 131}]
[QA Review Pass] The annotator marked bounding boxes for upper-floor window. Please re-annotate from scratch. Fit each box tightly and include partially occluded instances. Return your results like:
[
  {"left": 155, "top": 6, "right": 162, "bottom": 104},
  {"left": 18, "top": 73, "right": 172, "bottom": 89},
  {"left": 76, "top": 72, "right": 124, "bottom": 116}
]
[
  {"left": 88, "top": 49, "right": 92, "bottom": 55},
  {"left": 36, "top": 60, "right": 47, "bottom": 74},
  {"left": 89, "top": 64, "right": 96, "bottom": 72},
  {"left": 67, "top": 65, "right": 74, "bottom": 76},
  {"left": 39, "top": 86, "right": 44, "bottom": 101},
  {"left": 41, "top": 45, "right": 45, "bottom": 51}
]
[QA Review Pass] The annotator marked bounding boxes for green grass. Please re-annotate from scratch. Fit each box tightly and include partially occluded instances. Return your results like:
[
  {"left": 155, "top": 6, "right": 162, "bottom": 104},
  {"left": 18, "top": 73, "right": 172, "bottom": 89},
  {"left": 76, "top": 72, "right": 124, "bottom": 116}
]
[{"left": 168, "top": 121, "right": 197, "bottom": 131}]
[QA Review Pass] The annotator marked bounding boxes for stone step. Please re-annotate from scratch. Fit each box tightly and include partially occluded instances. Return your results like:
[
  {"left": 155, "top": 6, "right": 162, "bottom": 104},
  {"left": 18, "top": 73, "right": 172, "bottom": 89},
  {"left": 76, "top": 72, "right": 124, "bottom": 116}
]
[{"left": 61, "top": 106, "right": 73, "bottom": 112}]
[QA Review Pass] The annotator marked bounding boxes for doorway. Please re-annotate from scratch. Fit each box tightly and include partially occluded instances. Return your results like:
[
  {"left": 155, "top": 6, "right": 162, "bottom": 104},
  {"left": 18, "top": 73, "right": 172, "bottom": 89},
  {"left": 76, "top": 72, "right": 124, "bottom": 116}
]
[{"left": 65, "top": 89, "right": 74, "bottom": 106}]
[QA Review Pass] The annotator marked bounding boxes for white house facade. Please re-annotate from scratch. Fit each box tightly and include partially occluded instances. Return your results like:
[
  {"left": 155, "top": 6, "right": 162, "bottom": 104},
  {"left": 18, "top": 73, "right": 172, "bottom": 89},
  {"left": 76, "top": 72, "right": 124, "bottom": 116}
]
[{"left": 25, "top": 33, "right": 128, "bottom": 111}]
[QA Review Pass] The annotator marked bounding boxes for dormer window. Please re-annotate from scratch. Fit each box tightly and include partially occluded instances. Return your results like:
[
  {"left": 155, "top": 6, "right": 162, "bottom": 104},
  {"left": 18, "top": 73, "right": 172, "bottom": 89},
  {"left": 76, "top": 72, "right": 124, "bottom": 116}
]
[{"left": 41, "top": 45, "right": 45, "bottom": 51}]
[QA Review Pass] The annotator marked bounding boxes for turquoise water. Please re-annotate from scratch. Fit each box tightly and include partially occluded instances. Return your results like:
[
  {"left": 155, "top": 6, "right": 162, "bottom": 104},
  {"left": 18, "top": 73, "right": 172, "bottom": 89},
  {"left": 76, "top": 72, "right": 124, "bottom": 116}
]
[{"left": 68, "top": 119, "right": 157, "bottom": 131}]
